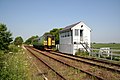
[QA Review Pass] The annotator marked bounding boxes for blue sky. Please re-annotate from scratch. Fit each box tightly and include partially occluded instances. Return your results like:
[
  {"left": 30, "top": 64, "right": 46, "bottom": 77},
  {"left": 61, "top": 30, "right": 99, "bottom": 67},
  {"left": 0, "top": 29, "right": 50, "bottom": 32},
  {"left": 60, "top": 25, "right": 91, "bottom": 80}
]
[{"left": 0, "top": 0, "right": 120, "bottom": 43}]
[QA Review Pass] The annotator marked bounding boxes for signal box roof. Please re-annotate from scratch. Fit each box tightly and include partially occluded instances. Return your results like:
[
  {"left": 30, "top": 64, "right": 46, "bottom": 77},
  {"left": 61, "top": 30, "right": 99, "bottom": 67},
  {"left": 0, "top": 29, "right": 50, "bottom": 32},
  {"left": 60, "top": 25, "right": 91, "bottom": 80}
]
[
  {"left": 60, "top": 21, "right": 91, "bottom": 33},
  {"left": 60, "top": 21, "right": 81, "bottom": 33}
]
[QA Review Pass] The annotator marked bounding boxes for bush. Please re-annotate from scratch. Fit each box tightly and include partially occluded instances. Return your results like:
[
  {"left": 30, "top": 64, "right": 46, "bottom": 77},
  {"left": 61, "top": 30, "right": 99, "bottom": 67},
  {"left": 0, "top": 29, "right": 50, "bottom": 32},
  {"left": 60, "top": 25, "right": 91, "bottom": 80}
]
[
  {"left": 0, "top": 23, "right": 13, "bottom": 50},
  {"left": 9, "top": 44, "right": 19, "bottom": 53},
  {"left": 113, "top": 57, "right": 120, "bottom": 61},
  {"left": 14, "top": 36, "right": 23, "bottom": 46},
  {"left": 75, "top": 49, "right": 89, "bottom": 56},
  {"left": 0, "top": 45, "right": 30, "bottom": 80}
]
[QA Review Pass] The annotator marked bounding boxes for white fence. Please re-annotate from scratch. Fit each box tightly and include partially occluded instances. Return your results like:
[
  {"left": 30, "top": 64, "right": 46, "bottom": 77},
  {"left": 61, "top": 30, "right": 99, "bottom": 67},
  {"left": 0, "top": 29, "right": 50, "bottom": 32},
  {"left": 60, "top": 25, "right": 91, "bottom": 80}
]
[{"left": 91, "top": 48, "right": 120, "bottom": 60}]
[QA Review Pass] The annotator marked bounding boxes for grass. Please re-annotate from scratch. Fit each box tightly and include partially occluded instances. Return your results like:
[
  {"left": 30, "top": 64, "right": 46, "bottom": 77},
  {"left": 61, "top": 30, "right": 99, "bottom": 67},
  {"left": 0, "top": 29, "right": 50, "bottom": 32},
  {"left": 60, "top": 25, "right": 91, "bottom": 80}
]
[
  {"left": 91, "top": 43, "right": 120, "bottom": 50},
  {"left": 0, "top": 45, "right": 30, "bottom": 80},
  {"left": 92, "top": 43, "right": 120, "bottom": 55},
  {"left": 75, "top": 48, "right": 89, "bottom": 57},
  {"left": 0, "top": 44, "right": 44, "bottom": 80}
]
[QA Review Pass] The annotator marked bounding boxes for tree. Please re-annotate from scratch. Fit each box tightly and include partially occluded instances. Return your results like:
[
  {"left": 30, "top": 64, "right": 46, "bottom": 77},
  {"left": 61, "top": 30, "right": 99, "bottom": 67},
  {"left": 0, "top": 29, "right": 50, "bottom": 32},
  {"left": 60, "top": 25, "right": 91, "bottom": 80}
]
[
  {"left": 14, "top": 36, "right": 23, "bottom": 46},
  {"left": 25, "top": 35, "right": 38, "bottom": 45},
  {"left": 0, "top": 23, "right": 13, "bottom": 50},
  {"left": 49, "top": 28, "right": 62, "bottom": 44}
]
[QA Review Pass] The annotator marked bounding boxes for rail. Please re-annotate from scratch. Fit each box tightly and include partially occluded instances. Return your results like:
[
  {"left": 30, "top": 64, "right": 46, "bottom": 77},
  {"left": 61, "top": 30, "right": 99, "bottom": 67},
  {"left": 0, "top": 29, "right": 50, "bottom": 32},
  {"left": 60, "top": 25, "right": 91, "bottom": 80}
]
[{"left": 25, "top": 46, "right": 67, "bottom": 80}]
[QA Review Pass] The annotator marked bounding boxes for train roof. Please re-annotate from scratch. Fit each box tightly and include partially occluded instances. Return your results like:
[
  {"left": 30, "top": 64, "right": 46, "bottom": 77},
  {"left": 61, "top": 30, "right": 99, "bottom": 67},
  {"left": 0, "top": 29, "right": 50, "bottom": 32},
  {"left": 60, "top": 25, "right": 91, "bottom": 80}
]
[
  {"left": 32, "top": 37, "right": 39, "bottom": 41},
  {"left": 43, "top": 33, "right": 54, "bottom": 37}
]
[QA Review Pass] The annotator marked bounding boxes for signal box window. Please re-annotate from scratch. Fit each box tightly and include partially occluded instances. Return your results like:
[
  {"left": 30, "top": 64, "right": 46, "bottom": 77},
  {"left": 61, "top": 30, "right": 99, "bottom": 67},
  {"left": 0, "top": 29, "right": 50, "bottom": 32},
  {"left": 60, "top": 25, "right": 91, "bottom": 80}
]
[{"left": 75, "top": 29, "right": 79, "bottom": 36}]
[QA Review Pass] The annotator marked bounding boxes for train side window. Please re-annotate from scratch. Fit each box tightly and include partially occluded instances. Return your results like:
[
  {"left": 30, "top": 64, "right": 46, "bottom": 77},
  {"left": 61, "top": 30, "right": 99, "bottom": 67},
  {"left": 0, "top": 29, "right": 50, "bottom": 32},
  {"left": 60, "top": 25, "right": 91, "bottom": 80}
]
[{"left": 45, "top": 37, "right": 47, "bottom": 40}]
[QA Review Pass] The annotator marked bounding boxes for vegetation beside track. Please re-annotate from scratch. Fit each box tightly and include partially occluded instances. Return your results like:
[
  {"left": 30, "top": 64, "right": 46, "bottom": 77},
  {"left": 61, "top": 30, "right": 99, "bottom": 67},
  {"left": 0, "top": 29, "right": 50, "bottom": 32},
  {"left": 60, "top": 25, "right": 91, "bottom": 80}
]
[
  {"left": 0, "top": 45, "right": 44, "bottom": 80},
  {"left": 75, "top": 43, "right": 120, "bottom": 61},
  {"left": 0, "top": 45, "right": 28, "bottom": 80},
  {"left": 76, "top": 43, "right": 120, "bottom": 56},
  {"left": 0, "top": 23, "right": 39, "bottom": 80}
]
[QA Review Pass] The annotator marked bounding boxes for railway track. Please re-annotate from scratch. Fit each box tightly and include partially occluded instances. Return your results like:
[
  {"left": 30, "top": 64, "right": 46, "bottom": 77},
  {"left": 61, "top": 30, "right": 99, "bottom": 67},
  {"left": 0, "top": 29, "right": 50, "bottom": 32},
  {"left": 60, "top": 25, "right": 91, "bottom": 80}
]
[
  {"left": 26, "top": 46, "right": 120, "bottom": 80},
  {"left": 25, "top": 48, "right": 47, "bottom": 80},
  {"left": 26, "top": 46, "right": 101, "bottom": 80},
  {"left": 32, "top": 47, "right": 120, "bottom": 80},
  {"left": 50, "top": 51, "right": 120, "bottom": 73},
  {"left": 25, "top": 46, "right": 67, "bottom": 80},
  {"left": 47, "top": 52, "right": 120, "bottom": 79},
  {"left": 26, "top": 46, "right": 107, "bottom": 80}
]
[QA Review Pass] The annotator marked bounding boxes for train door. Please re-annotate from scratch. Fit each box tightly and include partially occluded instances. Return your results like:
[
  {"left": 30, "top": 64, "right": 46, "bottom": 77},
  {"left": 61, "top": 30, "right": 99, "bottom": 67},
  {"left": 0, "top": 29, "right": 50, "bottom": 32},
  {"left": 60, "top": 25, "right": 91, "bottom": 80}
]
[{"left": 48, "top": 37, "right": 52, "bottom": 48}]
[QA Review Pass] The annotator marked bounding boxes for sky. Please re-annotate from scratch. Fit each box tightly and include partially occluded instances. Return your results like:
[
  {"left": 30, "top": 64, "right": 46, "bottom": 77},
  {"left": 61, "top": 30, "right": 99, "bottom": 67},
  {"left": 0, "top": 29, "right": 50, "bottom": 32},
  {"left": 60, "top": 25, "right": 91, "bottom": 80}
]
[{"left": 0, "top": 0, "right": 120, "bottom": 43}]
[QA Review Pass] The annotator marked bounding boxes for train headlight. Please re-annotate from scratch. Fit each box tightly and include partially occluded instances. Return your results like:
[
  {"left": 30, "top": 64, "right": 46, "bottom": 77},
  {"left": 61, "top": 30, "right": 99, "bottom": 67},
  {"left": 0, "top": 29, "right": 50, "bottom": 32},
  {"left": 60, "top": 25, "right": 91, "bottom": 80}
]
[
  {"left": 44, "top": 41, "right": 47, "bottom": 45},
  {"left": 52, "top": 41, "right": 55, "bottom": 45}
]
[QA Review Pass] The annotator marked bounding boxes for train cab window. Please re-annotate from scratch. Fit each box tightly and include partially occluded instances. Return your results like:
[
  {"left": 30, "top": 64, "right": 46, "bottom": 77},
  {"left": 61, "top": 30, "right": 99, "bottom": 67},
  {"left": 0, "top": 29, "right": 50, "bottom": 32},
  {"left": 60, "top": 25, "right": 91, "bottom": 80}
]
[{"left": 52, "top": 36, "right": 55, "bottom": 40}]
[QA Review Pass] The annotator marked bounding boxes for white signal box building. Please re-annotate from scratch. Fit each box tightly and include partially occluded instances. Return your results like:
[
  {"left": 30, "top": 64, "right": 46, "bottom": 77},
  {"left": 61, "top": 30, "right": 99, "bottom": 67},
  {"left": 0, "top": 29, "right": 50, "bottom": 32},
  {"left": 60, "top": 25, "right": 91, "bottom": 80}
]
[{"left": 59, "top": 21, "right": 91, "bottom": 55}]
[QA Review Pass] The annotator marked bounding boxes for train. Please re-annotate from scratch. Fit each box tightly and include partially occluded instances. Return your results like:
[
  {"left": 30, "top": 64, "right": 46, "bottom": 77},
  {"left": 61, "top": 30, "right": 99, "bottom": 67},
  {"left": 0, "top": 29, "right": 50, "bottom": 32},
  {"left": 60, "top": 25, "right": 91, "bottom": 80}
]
[{"left": 32, "top": 33, "right": 55, "bottom": 50}]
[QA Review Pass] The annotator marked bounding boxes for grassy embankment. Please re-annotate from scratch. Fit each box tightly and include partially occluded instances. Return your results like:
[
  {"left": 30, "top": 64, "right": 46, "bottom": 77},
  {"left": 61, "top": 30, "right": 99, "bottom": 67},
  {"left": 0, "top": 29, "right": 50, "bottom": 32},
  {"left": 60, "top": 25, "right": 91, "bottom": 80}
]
[
  {"left": 0, "top": 45, "right": 30, "bottom": 80},
  {"left": 0, "top": 44, "right": 44, "bottom": 80}
]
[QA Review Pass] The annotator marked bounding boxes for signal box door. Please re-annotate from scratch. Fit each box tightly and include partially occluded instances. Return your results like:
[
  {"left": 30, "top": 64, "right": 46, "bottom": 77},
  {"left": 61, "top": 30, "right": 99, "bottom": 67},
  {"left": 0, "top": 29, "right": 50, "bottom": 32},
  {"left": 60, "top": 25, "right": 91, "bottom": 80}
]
[{"left": 80, "top": 30, "right": 83, "bottom": 41}]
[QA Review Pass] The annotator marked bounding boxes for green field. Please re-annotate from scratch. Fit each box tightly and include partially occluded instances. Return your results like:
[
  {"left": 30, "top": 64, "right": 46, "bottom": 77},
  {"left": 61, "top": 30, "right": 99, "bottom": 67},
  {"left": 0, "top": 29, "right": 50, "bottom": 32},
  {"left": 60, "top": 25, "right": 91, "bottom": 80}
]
[{"left": 91, "top": 43, "right": 120, "bottom": 50}]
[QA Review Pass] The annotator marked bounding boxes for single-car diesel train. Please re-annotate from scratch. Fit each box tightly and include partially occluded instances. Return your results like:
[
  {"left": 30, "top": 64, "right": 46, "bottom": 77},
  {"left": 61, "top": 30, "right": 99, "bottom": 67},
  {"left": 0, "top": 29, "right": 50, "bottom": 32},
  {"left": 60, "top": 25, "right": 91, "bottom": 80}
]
[{"left": 32, "top": 34, "right": 55, "bottom": 50}]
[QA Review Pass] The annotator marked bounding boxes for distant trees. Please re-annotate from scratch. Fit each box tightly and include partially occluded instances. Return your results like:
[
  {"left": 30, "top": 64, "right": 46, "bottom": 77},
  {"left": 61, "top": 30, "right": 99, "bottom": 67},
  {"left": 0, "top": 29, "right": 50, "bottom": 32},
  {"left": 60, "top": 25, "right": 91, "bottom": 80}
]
[
  {"left": 0, "top": 24, "right": 13, "bottom": 50},
  {"left": 24, "top": 28, "right": 62, "bottom": 45},
  {"left": 49, "top": 28, "right": 62, "bottom": 44},
  {"left": 14, "top": 36, "right": 23, "bottom": 46},
  {"left": 25, "top": 35, "right": 38, "bottom": 45}
]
